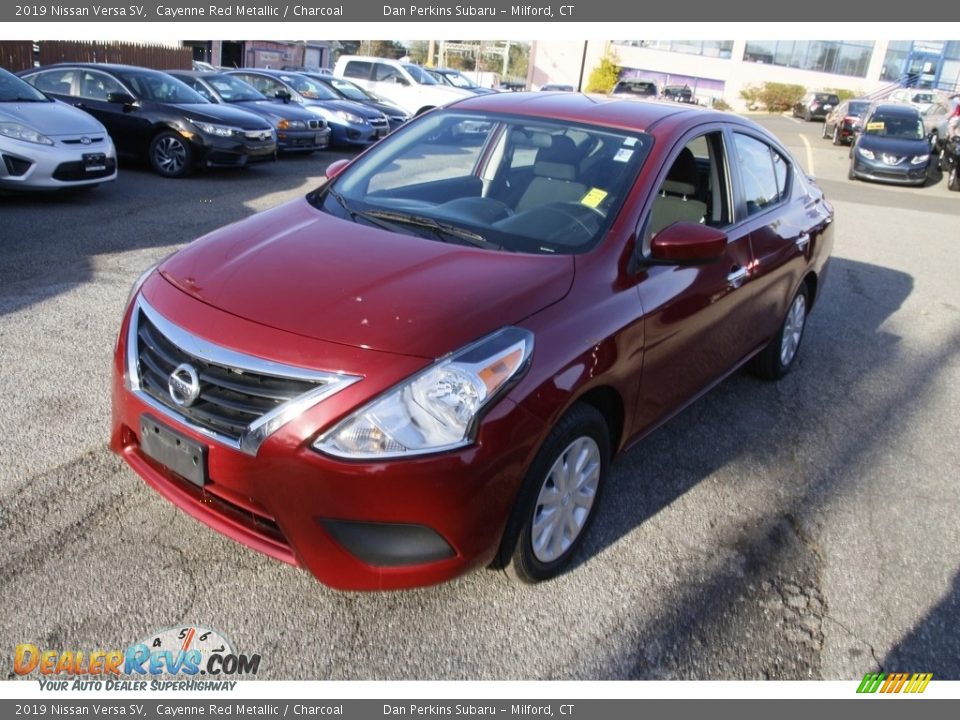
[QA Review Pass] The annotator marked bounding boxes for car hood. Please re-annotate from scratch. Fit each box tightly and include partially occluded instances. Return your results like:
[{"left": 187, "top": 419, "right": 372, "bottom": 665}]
[
  {"left": 0, "top": 99, "right": 106, "bottom": 135},
  {"left": 159, "top": 198, "right": 574, "bottom": 358},
  {"left": 171, "top": 102, "right": 272, "bottom": 129},
  {"left": 232, "top": 99, "right": 317, "bottom": 122},
  {"left": 317, "top": 98, "right": 385, "bottom": 120},
  {"left": 858, "top": 135, "right": 931, "bottom": 157}
]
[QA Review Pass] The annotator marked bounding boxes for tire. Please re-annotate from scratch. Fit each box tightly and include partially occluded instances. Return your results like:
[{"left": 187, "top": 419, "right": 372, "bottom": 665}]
[
  {"left": 821, "top": 122, "right": 829, "bottom": 139},
  {"left": 949, "top": 166, "right": 960, "bottom": 191},
  {"left": 832, "top": 126, "right": 842, "bottom": 146},
  {"left": 848, "top": 162, "right": 857, "bottom": 181},
  {"left": 750, "top": 284, "right": 810, "bottom": 381},
  {"left": 149, "top": 131, "right": 193, "bottom": 178},
  {"left": 804, "top": 110, "right": 812, "bottom": 122},
  {"left": 930, "top": 132, "right": 939, "bottom": 153},
  {"left": 499, "top": 403, "right": 610, "bottom": 584}
]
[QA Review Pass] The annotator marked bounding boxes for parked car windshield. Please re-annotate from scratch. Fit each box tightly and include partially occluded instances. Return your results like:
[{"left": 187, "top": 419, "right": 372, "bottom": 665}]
[
  {"left": 864, "top": 113, "right": 925, "bottom": 140},
  {"left": 436, "top": 71, "right": 475, "bottom": 89},
  {"left": 848, "top": 100, "right": 870, "bottom": 116},
  {"left": 278, "top": 74, "right": 339, "bottom": 100},
  {"left": 613, "top": 81, "right": 657, "bottom": 96},
  {"left": 116, "top": 69, "right": 208, "bottom": 104},
  {"left": 206, "top": 75, "right": 265, "bottom": 102},
  {"left": 324, "top": 77, "right": 373, "bottom": 101},
  {"left": 0, "top": 68, "right": 50, "bottom": 102},
  {"left": 403, "top": 64, "right": 439, "bottom": 85},
  {"left": 311, "top": 111, "right": 651, "bottom": 255}
]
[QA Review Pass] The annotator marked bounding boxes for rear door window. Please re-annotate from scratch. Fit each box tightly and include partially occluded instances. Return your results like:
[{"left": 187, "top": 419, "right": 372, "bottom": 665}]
[{"left": 342, "top": 61, "right": 372, "bottom": 80}]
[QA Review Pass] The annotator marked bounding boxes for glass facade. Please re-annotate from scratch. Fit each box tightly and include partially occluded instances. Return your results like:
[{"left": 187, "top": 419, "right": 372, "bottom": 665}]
[
  {"left": 882, "top": 40, "right": 960, "bottom": 90},
  {"left": 742, "top": 40, "right": 874, "bottom": 78},
  {"left": 614, "top": 40, "right": 734, "bottom": 60}
]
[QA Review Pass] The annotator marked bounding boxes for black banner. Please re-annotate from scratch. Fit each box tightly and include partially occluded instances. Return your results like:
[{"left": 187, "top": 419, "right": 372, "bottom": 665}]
[
  {"left": 2, "top": 699, "right": 960, "bottom": 720},
  {"left": 3, "top": 0, "right": 958, "bottom": 22}
]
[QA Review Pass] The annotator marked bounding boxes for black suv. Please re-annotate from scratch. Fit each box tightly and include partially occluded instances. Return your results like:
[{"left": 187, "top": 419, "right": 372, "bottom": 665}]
[
  {"left": 793, "top": 92, "right": 841, "bottom": 122},
  {"left": 19, "top": 63, "right": 277, "bottom": 177}
]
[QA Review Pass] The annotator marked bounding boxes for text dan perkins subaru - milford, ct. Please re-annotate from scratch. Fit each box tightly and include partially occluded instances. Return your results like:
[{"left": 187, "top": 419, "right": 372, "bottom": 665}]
[{"left": 111, "top": 92, "right": 833, "bottom": 591}]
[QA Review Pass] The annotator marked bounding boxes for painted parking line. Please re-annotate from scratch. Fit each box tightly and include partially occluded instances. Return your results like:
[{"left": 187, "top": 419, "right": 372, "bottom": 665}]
[{"left": 798, "top": 133, "right": 815, "bottom": 176}]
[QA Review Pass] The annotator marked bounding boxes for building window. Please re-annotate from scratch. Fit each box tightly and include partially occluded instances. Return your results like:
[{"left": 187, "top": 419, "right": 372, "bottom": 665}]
[
  {"left": 743, "top": 40, "right": 873, "bottom": 78},
  {"left": 613, "top": 40, "right": 734, "bottom": 60}
]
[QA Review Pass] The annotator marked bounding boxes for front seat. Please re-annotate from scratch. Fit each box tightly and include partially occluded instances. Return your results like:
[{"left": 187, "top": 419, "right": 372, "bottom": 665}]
[
  {"left": 647, "top": 147, "right": 708, "bottom": 238},
  {"left": 515, "top": 135, "right": 588, "bottom": 212}
]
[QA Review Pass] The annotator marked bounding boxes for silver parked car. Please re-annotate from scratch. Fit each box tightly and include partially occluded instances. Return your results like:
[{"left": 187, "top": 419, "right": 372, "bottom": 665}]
[{"left": 0, "top": 66, "right": 117, "bottom": 191}]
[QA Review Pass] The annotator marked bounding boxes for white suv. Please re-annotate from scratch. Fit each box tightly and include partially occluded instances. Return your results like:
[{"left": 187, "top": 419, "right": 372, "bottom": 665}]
[{"left": 333, "top": 56, "right": 472, "bottom": 117}]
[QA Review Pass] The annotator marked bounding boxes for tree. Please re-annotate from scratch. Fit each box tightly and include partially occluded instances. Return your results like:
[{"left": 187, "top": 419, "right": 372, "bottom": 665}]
[{"left": 585, "top": 51, "right": 621, "bottom": 94}]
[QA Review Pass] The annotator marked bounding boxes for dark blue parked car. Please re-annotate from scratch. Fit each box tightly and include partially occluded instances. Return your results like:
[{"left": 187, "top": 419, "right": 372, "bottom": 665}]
[
  {"left": 227, "top": 69, "right": 389, "bottom": 147},
  {"left": 302, "top": 73, "right": 409, "bottom": 132}
]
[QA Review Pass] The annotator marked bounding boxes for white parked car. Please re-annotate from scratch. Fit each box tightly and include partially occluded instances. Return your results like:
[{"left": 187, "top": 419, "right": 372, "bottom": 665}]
[
  {"left": 333, "top": 56, "right": 472, "bottom": 117},
  {"left": 0, "top": 67, "right": 117, "bottom": 191},
  {"left": 888, "top": 88, "right": 937, "bottom": 114}
]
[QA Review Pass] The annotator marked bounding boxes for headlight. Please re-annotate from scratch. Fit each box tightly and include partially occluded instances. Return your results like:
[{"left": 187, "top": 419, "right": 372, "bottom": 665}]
[
  {"left": 0, "top": 122, "right": 54, "bottom": 146},
  {"left": 315, "top": 327, "right": 534, "bottom": 459},
  {"left": 910, "top": 154, "right": 930, "bottom": 165},
  {"left": 277, "top": 119, "right": 306, "bottom": 130},
  {"left": 190, "top": 120, "right": 238, "bottom": 137},
  {"left": 857, "top": 147, "right": 875, "bottom": 160},
  {"left": 334, "top": 110, "right": 363, "bottom": 124}
]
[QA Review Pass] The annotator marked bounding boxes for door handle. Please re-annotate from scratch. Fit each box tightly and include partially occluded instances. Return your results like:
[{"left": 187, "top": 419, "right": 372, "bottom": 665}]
[
  {"left": 727, "top": 266, "right": 749, "bottom": 289},
  {"left": 795, "top": 233, "right": 810, "bottom": 251}
]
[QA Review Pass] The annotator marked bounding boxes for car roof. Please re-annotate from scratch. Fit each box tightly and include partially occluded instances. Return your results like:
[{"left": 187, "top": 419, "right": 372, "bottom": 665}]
[
  {"left": 449, "top": 92, "right": 722, "bottom": 134},
  {"left": 25, "top": 62, "right": 172, "bottom": 74},
  {"left": 869, "top": 102, "right": 922, "bottom": 116}
]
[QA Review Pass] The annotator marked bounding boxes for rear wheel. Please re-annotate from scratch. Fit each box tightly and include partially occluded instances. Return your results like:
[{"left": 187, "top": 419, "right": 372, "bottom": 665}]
[
  {"left": 149, "top": 131, "right": 193, "bottom": 178},
  {"left": 832, "top": 126, "right": 842, "bottom": 146},
  {"left": 821, "top": 122, "right": 829, "bottom": 139},
  {"left": 949, "top": 165, "right": 960, "bottom": 191},
  {"left": 750, "top": 285, "right": 809, "bottom": 380},
  {"left": 499, "top": 403, "right": 610, "bottom": 583}
]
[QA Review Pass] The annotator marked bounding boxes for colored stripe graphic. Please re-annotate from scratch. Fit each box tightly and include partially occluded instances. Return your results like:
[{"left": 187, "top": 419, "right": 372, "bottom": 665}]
[{"left": 857, "top": 672, "right": 932, "bottom": 694}]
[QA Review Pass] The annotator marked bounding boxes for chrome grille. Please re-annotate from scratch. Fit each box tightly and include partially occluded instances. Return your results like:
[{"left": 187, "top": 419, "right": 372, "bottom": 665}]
[
  {"left": 307, "top": 119, "right": 322, "bottom": 130},
  {"left": 370, "top": 117, "right": 388, "bottom": 127},
  {"left": 127, "top": 297, "right": 359, "bottom": 455},
  {"left": 62, "top": 137, "right": 105, "bottom": 145}
]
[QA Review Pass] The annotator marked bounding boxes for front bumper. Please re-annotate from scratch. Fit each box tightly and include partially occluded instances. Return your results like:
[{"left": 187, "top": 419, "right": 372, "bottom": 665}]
[
  {"left": 110, "top": 281, "right": 546, "bottom": 590},
  {"left": 193, "top": 133, "right": 277, "bottom": 167},
  {"left": 278, "top": 126, "right": 332, "bottom": 152},
  {"left": 0, "top": 137, "right": 117, "bottom": 190},
  {"left": 851, "top": 155, "right": 928, "bottom": 185},
  {"left": 329, "top": 121, "right": 388, "bottom": 147}
]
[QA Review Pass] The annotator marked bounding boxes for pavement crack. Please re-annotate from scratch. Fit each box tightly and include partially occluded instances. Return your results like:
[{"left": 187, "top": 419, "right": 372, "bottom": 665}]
[{"left": 822, "top": 614, "right": 884, "bottom": 671}]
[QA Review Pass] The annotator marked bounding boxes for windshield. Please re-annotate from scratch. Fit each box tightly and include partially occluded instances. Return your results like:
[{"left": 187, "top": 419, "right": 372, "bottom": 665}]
[
  {"left": 438, "top": 71, "right": 475, "bottom": 89},
  {"left": 912, "top": 93, "right": 934, "bottom": 103},
  {"left": 402, "top": 64, "right": 439, "bottom": 85},
  {"left": 0, "top": 68, "right": 50, "bottom": 102},
  {"left": 864, "top": 113, "right": 925, "bottom": 140},
  {"left": 278, "top": 74, "right": 339, "bottom": 100},
  {"left": 848, "top": 101, "right": 870, "bottom": 116},
  {"left": 116, "top": 70, "right": 208, "bottom": 103},
  {"left": 206, "top": 75, "right": 265, "bottom": 102},
  {"left": 613, "top": 81, "right": 656, "bottom": 96},
  {"left": 326, "top": 77, "right": 371, "bottom": 101},
  {"left": 310, "top": 111, "right": 651, "bottom": 255}
]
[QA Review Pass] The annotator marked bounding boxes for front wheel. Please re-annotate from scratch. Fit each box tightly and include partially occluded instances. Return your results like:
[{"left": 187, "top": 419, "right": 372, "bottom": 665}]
[
  {"left": 821, "top": 122, "right": 829, "bottom": 139},
  {"left": 149, "top": 131, "right": 193, "bottom": 178},
  {"left": 750, "top": 285, "right": 809, "bottom": 380},
  {"left": 499, "top": 403, "right": 610, "bottom": 584},
  {"left": 949, "top": 165, "right": 960, "bottom": 191},
  {"left": 832, "top": 126, "right": 842, "bottom": 146}
]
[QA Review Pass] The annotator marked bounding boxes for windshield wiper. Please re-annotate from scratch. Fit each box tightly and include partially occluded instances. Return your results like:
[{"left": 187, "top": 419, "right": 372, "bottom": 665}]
[
  {"left": 326, "top": 187, "right": 397, "bottom": 233},
  {"left": 363, "top": 209, "right": 499, "bottom": 250}
]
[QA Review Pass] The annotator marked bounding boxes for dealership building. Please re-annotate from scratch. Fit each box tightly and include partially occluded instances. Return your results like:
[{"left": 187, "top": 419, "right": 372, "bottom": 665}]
[{"left": 528, "top": 40, "right": 960, "bottom": 106}]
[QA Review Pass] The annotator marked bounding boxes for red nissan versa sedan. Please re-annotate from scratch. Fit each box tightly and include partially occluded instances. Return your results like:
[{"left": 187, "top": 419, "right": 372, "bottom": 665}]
[{"left": 111, "top": 93, "right": 834, "bottom": 590}]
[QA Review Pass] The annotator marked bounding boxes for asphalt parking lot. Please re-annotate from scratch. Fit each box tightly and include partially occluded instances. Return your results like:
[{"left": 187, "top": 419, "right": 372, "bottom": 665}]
[{"left": 1, "top": 114, "right": 959, "bottom": 681}]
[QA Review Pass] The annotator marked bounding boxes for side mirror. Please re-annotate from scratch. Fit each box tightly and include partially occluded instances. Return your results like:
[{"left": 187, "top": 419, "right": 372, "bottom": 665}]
[
  {"left": 649, "top": 222, "right": 727, "bottom": 264},
  {"left": 107, "top": 92, "right": 136, "bottom": 106},
  {"left": 275, "top": 89, "right": 291, "bottom": 103},
  {"left": 325, "top": 158, "right": 350, "bottom": 180},
  {"left": 393, "top": 76, "right": 410, "bottom": 86}
]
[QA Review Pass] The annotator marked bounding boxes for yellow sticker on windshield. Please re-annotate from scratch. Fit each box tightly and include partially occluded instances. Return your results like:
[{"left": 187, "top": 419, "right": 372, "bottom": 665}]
[
  {"left": 866, "top": 121, "right": 885, "bottom": 131},
  {"left": 581, "top": 188, "right": 608, "bottom": 208}
]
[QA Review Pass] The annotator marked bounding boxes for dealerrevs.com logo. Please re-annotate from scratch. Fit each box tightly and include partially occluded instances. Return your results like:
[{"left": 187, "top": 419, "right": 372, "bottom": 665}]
[{"left": 14, "top": 626, "right": 260, "bottom": 691}]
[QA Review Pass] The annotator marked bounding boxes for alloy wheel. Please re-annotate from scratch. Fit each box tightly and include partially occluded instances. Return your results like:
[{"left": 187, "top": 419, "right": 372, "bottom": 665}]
[{"left": 154, "top": 137, "right": 187, "bottom": 175}]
